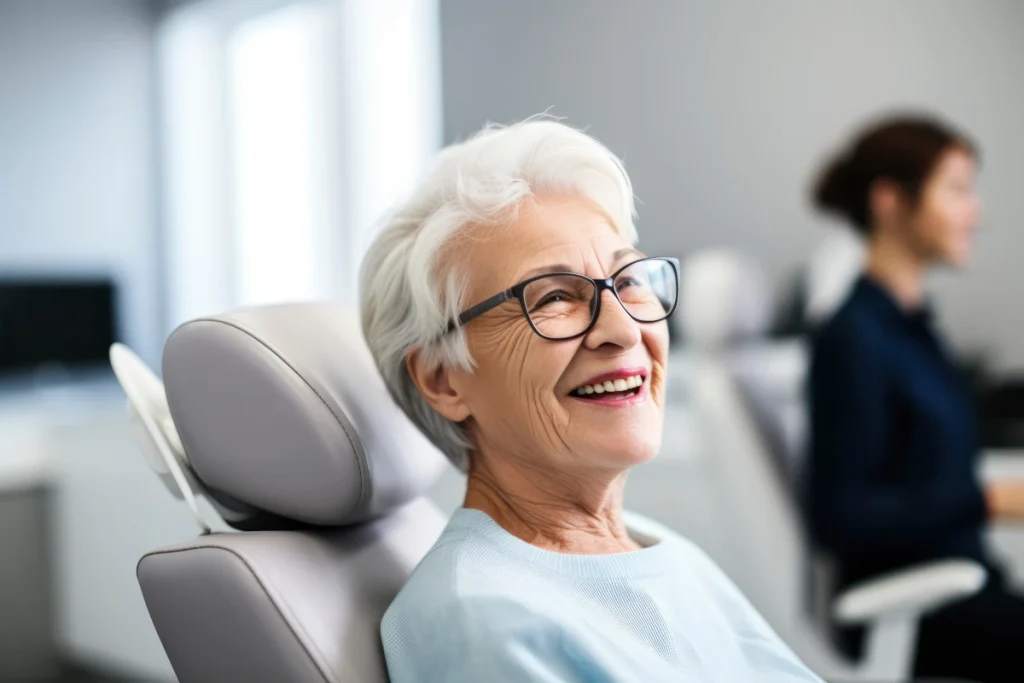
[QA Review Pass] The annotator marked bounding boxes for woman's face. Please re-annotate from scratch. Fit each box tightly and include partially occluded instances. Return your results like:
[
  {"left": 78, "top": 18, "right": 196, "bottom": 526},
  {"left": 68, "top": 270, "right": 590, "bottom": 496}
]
[
  {"left": 443, "top": 195, "right": 668, "bottom": 475},
  {"left": 908, "top": 148, "right": 980, "bottom": 267}
]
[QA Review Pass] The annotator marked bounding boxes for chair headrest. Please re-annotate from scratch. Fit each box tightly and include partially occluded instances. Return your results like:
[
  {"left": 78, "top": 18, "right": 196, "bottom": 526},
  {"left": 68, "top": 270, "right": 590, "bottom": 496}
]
[
  {"left": 679, "top": 249, "right": 771, "bottom": 349},
  {"left": 162, "top": 303, "right": 446, "bottom": 528}
]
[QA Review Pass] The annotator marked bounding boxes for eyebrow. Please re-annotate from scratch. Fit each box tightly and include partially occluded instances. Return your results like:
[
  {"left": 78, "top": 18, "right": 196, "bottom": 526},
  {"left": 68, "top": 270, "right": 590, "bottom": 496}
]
[
  {"left": 518, "top": 263, "right": 576, "bottom": 280},
  {"left": 516, "top": 248, "right": 646, "bottom": 282},
  {"left": 612, "top": 247, "right": 644, "bottom": 264}
]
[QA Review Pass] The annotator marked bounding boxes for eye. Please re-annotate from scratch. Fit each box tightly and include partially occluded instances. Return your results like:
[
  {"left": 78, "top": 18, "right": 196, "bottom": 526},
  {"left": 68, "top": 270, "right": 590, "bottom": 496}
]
[
  {"left": 536, "top": 290, "right": 571, "bottom": 308},
  {"left": 616, "top": 276, "right": 645, "bottom": 291}
]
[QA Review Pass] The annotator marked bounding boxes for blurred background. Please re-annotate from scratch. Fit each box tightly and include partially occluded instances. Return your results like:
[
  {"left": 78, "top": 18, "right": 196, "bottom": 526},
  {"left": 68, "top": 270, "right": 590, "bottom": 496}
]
[{"left": 2, "top": 0, "right": 1024, "bottom": 681}]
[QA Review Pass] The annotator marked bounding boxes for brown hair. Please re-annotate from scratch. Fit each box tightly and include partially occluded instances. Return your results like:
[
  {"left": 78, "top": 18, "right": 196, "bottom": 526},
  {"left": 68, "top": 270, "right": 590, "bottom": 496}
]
[{"left": 812, "top": 115, "right": 978, "bottom": 234}]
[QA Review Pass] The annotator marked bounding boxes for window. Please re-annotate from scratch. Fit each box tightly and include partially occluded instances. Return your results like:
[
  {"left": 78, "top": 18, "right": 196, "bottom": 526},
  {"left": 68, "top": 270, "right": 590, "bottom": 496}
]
[
  {"left": 227, "top": 4, "right": 329, "bottom": 305},
  {"left": 158, "top": 0, "right": 441, "bottom": 329}
]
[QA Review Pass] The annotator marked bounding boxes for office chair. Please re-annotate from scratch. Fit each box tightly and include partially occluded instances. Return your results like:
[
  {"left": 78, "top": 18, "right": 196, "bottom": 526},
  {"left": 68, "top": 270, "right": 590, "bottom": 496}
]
[
  {"left": 679, "top": 249, "right": 985, "bottom": 683},
  {"left": 110, "top": 304, "right": 448, "bottom": 683}
]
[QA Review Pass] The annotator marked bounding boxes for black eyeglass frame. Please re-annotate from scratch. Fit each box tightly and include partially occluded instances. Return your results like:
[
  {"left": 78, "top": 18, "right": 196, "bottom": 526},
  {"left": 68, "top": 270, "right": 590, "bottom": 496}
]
[{"left": 446, "top": 256, "right": 680, "bottom": 341}]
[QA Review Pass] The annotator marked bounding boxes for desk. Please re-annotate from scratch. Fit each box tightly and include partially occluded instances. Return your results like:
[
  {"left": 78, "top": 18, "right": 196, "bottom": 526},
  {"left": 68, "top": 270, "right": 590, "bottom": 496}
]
[
  {"left": 981, "top": 451, "right": 1024, "bottom": 588},
  {"left": 982, "top": 449, "right": 1024, "bottom": 479}
]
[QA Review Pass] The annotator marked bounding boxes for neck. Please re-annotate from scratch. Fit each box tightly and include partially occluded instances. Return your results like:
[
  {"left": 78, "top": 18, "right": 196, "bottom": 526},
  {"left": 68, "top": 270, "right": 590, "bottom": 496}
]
[
  {"left": 462, "top": 451, "right": 640, "bottom": 555},
  {"left": 864, "top": 232, "right": 928, "bottom": 309}
]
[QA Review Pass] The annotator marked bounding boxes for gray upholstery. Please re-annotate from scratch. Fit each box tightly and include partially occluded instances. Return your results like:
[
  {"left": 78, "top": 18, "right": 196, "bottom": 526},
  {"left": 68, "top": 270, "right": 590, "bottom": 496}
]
[
  {"left": 138, "top": 499, "right": 445, "bottom": 683},
  {"left": 162, "top": 304, "right": 446, "bottom": 526},
  {"left": 729, "top": 348, "right": 807, "bottom": 490},
  {"left": 134, "top": 304, "right": 450, "bottom": 683}
]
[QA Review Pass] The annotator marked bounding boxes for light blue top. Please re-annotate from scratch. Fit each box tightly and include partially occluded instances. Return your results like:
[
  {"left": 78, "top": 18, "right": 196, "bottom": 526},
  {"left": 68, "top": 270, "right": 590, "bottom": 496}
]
[{"left": 382, "top": 507, "right": 822, "bottom": 682}]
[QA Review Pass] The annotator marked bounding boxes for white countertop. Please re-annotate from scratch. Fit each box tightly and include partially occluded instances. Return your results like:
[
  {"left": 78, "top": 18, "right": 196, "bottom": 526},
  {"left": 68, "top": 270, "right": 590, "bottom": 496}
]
[{"left": 0, "top": 370, "right": 126, "bottom": 490}]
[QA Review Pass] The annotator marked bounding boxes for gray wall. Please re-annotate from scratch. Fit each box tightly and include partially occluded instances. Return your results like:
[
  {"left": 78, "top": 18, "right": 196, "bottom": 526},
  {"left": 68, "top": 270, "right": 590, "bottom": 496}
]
[
  {"left": 441, "top": 0, "right": 1024, "bottom": 369},
  {"left": 0, "top": 0, "right": 161, "bottom": 363}
]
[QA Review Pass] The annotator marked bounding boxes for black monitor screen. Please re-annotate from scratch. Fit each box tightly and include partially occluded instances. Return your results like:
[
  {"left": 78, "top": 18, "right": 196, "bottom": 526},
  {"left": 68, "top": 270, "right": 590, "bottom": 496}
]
[{"left": 0, "top": 278, "right": 118, "bottom": 375}]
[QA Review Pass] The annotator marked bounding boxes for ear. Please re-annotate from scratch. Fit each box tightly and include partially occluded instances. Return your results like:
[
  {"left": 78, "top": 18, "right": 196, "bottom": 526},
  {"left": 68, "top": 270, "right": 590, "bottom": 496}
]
[
  {"left": 405, "top": 349, "right": 472, "bottom": 423},
  {"left": 868, "top": 178, "right": 910, "bottom": 228}
]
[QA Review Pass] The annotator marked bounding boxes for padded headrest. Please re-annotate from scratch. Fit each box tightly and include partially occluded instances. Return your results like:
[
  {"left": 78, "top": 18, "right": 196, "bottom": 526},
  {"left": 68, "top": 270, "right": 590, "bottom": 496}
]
[
  {"left": 162, "top": 303, "right": 447, "bottom": 528},
  {"left": 679, "top": 249, "right": 771, "bottom": 349}
]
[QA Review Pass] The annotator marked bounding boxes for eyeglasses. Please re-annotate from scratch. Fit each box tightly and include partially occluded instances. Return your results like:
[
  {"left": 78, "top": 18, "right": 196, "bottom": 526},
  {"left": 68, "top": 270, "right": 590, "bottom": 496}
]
[{"left": 447, "top": 256, "right": 680, "bottom": 341}]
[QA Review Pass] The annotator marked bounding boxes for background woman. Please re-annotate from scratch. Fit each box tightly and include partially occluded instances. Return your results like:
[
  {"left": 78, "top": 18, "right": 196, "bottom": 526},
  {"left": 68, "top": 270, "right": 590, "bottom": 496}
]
[{"left": 808, "top": 114, "right": 1024, "bottom": 681}]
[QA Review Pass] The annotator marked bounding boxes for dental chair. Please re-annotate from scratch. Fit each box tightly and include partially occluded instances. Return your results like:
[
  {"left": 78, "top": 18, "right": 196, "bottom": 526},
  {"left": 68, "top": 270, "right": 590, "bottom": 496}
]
[
  {"left": 110, "top": 304, "right": 449, "bottom": 683},
  {"left": 680, "top": 249, "right": 985, "bottom": 683}
]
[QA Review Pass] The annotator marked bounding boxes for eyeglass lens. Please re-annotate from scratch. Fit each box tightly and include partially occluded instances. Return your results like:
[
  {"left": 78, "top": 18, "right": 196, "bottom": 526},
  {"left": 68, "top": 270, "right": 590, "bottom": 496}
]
[{"left": 521, "top": 258, "right": 677, "bottom": 339}]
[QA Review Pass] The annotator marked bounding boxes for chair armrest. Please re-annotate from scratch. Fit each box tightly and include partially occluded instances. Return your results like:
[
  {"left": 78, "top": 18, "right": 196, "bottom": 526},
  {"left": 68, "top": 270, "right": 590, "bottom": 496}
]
[{"left": 833, "top": 559, "right": 986, "bottom": 625}]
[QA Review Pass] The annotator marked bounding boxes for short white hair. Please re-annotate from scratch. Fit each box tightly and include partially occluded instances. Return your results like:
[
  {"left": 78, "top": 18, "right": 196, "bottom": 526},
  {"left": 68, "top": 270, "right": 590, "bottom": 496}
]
[{"left": 359, "top": 118, "right": 637, "bottom": 470}]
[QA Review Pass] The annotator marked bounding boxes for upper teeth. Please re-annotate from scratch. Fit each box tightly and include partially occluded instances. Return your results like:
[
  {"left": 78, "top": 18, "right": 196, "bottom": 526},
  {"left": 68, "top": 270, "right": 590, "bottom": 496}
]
[{"left": 575, "top": 375, "right": 644, "bottom": 395}]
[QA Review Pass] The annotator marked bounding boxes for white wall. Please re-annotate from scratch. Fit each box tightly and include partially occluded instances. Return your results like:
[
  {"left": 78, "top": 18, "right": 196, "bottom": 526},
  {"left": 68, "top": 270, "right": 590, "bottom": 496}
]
[
  {"left": 0, "top": 0, "right": 161, "bottom": 363},
  {"left": 440, "top": 0, "right": 1024, "bottom": 369}
]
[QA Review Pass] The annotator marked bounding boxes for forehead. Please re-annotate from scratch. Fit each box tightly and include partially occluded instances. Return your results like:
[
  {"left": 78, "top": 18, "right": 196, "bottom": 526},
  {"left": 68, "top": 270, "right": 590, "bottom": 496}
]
[
  {"left": 933, "top": 147, "right": 976, "bottom": 178},
  {"left": 461, "top": 194, "right": 634, "bottom": 294}
]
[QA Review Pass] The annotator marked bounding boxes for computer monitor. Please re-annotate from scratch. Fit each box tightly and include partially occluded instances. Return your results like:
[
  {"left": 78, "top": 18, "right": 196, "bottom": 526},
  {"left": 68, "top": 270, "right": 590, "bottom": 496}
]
[{"left": 0, "top": 278, "right": 118, "bottom": 376}]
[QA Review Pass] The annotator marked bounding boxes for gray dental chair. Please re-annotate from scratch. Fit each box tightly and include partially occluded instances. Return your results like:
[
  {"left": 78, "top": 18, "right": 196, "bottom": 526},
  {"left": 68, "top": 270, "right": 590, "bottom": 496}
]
[
  {"left": 681, "top": 249, "right": 984, "bottom": 683},
  {"left": 110, "top": 304, "right": 449, "bottom": 683}
]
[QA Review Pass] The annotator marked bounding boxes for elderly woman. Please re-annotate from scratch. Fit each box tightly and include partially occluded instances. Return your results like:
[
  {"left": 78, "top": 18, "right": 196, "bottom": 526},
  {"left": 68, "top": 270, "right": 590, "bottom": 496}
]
[{"left": 360, "top": 120, "right": 820, "bottom": 682}]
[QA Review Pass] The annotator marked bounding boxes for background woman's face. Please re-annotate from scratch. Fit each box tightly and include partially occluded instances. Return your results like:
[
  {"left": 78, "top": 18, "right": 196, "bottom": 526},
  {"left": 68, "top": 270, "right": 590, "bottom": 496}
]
[
  {"left": 448, "top": 194, "right": 669, "bottom": 476},
  {"left": 910, "top": 148, "right": 981, "bottom": 267}
]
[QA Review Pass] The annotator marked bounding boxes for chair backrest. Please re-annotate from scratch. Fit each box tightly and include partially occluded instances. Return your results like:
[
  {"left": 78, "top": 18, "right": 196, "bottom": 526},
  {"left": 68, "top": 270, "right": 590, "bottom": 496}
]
[
  {"left": 114, "top": 304, "right": 449, "bottom": 683},
  {"left": 729, "top": 349, "right": 808, "bottom": 491},
  {"left": 678, "top": 252, "right": 802, "bottom": 607},
  {"left": 727, "top": 347, "right": 841, "bottom": 644},
  {"left": 804, "top": 225, "right": 865, "bottom": 327},
  {"left": 682, "top": 251, "right": 888, "bottom": 674},
  {"left": 678, "top": 250, "right": 854, "bottom": 674}
]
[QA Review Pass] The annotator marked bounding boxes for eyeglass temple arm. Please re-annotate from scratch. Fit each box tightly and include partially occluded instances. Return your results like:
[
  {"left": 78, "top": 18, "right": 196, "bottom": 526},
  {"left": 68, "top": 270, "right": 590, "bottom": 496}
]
[{"left": 446, "top": 289, "right": 514, "bottom": 332}]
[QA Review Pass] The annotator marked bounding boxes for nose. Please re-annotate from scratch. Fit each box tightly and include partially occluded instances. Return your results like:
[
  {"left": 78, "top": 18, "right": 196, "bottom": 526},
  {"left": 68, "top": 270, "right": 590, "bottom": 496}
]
[{"left": 582, "top": 288, "right": 642, "bottom": 351}]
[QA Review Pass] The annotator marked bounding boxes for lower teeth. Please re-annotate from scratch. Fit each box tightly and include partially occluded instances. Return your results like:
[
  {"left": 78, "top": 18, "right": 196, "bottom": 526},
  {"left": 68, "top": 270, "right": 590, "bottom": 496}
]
[{"left": 580, "top": 389, "right": 637, "bottom": 399}]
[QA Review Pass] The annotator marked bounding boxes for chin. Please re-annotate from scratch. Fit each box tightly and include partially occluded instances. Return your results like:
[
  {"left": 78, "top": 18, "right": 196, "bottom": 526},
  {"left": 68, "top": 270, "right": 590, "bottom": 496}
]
[
  {"left": 938, "top": 235, "right": 974, "bottom": 267},
  {"left": 942, "top": 247, "right": 972, "bottom": 268},
  {"left": 586, "top": 437, "right": 662, "bottom": 469}
]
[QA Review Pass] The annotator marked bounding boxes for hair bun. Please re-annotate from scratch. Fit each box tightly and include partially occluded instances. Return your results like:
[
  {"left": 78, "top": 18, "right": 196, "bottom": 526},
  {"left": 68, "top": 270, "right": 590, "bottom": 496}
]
[{"left": 813, "top": 152, "right": 858, "bottom": 219}]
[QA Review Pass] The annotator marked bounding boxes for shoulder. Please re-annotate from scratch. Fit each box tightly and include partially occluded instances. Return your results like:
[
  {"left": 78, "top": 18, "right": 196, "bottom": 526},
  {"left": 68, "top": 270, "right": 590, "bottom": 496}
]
[
  {"left": 381, "top": 525, "right": 545, "bottom": 644},
  {"left": 625, "top": 513, "right": 780, "bottom": 627},
  {"left": 810, "top": 292, "right": 890, "bottom": 375},
  {"left": 815, "top": 294, "right": 884, "bottom": 349},
  {"left": 382, "top": 528, "right": 476, "bottom": 625},
  {"left": 381, "top": 533, "right": 575, "bottom": 680}
]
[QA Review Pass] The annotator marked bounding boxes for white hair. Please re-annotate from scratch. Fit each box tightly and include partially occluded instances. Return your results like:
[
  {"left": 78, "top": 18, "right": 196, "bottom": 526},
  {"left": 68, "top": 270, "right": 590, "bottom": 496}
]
[{"left": 359, "top": 118, "right": 637, "bottom": 470}]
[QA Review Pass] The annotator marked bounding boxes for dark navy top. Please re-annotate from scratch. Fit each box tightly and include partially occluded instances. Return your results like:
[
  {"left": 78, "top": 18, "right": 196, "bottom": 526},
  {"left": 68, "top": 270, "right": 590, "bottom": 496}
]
[{"left": 806, "top": 276, "right": 990, "bottom": 588}]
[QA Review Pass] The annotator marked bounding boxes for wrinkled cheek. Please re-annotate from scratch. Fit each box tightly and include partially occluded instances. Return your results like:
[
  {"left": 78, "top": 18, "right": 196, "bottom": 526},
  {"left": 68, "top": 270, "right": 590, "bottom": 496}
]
[
  {"left": 523, "top": 372, "right": 567, "bottom": 425},
  {"left": 649, "top": 358, "right": 667, "bottom": 410},
  {"left": 646, "top": 324, "right": 670, "bottom": 410},
  {"left": 504, "top": 331, "right": 558, "bottom": 434}
]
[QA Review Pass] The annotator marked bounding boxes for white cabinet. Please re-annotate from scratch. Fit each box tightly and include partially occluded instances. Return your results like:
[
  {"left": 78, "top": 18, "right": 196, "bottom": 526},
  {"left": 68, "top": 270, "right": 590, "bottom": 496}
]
[{"left": 0, "top": 379, "right": 192, "bottom": 681}]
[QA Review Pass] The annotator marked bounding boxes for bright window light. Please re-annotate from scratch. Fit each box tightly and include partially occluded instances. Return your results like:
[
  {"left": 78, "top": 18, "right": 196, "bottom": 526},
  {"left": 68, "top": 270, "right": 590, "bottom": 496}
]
[
  {"left": 158, "top": 0, "right": 441, "bottom": 329},
  {"left": 339, "top": 0, "right": 443, "bottom": 298},
  {"left": 158, "top": 9, "right": 232, "bottom": 327},
  {"left": 227, "top": 3, "right": 329, "bottom": 306}
]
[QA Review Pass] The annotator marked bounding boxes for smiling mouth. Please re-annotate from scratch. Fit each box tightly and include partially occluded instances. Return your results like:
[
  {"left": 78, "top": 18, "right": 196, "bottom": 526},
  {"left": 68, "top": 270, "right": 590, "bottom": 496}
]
[{"left": 570, "top": 374, "right": 645, "bottom": 400}]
